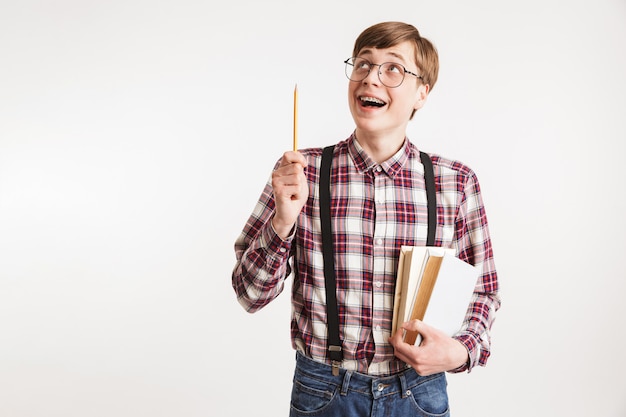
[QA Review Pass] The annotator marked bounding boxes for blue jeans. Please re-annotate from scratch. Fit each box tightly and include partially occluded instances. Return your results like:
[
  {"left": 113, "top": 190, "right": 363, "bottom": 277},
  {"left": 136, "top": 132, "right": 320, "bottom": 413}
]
[{"left": 290, "top": 352, "right": 450, "bottom": 417}]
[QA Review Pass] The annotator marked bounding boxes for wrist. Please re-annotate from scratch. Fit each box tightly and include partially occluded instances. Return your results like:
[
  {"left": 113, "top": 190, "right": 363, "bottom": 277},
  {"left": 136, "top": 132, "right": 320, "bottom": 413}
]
[
  {"left": 271, "top": 217, "right": 295, "bottom": 240},
  {"left": 449, "top": 337, "right": 471, "bottom": 372}
]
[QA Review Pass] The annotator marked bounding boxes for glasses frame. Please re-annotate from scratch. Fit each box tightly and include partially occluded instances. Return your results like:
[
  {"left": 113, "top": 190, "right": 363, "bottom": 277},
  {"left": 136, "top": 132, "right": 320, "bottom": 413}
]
[{"left": 344, "top": 57, "right": 423, "bottom": 88}]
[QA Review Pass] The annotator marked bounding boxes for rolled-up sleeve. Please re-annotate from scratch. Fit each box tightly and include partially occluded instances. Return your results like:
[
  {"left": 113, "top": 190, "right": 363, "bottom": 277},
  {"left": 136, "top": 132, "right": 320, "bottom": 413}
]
[
  {"left": 451, "top": 169, "right": 501, "bottom": 373},
  {"left": 232, "top": 178, "right": 295, "bottom": 313}
]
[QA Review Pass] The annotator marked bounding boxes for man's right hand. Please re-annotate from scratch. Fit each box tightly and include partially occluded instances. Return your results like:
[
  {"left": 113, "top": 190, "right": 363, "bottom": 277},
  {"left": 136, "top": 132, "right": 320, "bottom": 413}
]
[{"left": 271, "top": 151, "right": 309, "bottom": 239}]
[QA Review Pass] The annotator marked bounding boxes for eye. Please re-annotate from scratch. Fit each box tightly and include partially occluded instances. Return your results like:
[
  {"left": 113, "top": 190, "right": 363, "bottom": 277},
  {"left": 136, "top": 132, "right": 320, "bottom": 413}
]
[
  {"left": 355, "top": 58, "right": 371, "bottom": 71},
  {"left": 384, "top": 63, "right": 404, "bottom": 74}
]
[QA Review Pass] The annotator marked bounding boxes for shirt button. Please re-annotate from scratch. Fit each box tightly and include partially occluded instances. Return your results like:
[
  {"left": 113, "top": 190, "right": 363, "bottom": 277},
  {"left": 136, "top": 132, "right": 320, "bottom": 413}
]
[
  {"left": 376, "top": 238, "right": 383, "bottom": 246},
  {"left": 279, "top": 248, "right": 287, "bottom": 253},
  {"left": 375, "top": 325, "right": 381, "bottom": 332},
  {"left": 376, "top": 166, "right": 382, "bottom": 172},
  {"left": 375, "top": 281, "right": 382, "bottom": 288}
]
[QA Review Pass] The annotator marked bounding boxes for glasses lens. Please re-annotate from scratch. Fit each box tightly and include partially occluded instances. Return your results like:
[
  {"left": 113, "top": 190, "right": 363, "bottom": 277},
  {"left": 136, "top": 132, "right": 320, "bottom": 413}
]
[
  {"left": 379, "top": 62, "right": 405, "bottom": 88},
  {"left": 345, "top": 57, "right": 370, "bottom": 82},
  {"left": 345, "top": 58, "right": 407, "bottom": 87}
]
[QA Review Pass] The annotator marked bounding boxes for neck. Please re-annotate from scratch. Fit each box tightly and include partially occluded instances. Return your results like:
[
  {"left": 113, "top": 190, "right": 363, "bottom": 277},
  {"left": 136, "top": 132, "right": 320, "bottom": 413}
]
[{"left": 353, "top": 129, "right": 406, "bottom": 164}]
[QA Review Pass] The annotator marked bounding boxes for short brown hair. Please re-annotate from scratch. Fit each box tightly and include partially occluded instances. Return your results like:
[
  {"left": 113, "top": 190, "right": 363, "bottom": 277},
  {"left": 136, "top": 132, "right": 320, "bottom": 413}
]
[{"left": 352, "top": 21, "right": 439, "bottom": 93}]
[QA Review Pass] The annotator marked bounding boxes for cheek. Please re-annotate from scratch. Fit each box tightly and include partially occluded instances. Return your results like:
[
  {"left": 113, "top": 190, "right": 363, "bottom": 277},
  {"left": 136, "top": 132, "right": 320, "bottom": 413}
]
[
  {"left": 396, "top": 87, "right": 422, "bottom": 111},
  {"left": 347, "top": 84, "right": 360, "bottom": 108},
  {"left": 390, "top": 91, "right": 415, "bottom": 112},
  {"left": 347, "top": 82, "right": 358, "bottom": 98}
]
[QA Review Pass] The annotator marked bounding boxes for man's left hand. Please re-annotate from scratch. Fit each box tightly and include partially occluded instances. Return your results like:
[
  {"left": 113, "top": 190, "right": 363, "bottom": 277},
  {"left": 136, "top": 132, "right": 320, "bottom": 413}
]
[{"left": 389, "top": 320, "right": 469, "bottom": 376}]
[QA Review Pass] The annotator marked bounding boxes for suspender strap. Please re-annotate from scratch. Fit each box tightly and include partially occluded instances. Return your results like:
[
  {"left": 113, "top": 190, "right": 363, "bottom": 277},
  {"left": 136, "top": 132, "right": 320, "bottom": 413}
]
[
  {"left": 319, "top": 145, "right": 436, "bottom": 375},
  {"left": 319, "top": 145, "right": 342, "bottom": 375},
  {"left": 420, "top": 151, "right": 437, "bottom": 246}
]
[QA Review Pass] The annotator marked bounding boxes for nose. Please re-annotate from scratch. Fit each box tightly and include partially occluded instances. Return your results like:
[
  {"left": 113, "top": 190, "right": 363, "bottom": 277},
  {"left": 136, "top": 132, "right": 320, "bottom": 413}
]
[{"left": 363, "top": 65, "right": 381, "bottom": 86}]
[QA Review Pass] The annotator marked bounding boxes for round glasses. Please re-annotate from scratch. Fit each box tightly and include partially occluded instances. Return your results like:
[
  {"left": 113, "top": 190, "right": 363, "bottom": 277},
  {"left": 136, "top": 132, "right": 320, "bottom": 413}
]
[{"left": 344, "top": 57, "right": 422, "bottom": 88}]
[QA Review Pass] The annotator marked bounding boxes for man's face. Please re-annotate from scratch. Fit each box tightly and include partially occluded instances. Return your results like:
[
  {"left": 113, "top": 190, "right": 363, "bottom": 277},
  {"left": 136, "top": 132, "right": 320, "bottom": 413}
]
[{"left": 347, "top": 41, "right": 428, "bottom": 138}]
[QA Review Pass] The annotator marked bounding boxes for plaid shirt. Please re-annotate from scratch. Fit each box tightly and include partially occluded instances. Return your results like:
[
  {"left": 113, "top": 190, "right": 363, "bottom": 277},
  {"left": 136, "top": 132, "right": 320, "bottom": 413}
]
[{"left": 232, "top": 134, "right": 500, "bottom": 376}]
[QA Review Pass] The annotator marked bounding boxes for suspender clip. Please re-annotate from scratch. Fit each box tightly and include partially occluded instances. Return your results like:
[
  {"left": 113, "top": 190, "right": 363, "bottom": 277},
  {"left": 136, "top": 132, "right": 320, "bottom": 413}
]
[{"left": 328, "top": 345, "right": 342, "bottom": 376}]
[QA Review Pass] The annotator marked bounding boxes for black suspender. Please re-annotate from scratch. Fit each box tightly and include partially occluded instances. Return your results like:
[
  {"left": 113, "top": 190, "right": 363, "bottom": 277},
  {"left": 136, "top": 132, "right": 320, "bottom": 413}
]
[
  {"left": 420, "top": 150, "right": 437, "bottom": 246},
  {"left": 319, "top": 145, "right": 436, "bottom": 375},
  {"left": 319, "top": 145, "right": 342, "bottom": 375}
]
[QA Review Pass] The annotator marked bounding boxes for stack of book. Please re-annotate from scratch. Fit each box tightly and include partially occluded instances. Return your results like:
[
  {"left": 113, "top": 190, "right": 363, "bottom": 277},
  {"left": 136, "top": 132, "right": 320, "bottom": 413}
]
[{"left": 392, "top": 246, "right": 480, "bottom": 345}]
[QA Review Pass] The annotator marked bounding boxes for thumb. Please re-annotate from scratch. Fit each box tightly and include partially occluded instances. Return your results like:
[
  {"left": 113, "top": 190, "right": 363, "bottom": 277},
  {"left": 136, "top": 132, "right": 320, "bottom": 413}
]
[
  {"left": 403, "top": 319, "right": 424, "bottom": 331},
  {"left": 402, "top": 319, "right": 434, "bottom": 340}
]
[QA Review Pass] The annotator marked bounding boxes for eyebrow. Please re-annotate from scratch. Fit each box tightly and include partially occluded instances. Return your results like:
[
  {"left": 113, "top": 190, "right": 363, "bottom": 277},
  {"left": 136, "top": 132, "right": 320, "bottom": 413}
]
[{"left": 358, "top": 48, "right": 408, "bottom": 64}]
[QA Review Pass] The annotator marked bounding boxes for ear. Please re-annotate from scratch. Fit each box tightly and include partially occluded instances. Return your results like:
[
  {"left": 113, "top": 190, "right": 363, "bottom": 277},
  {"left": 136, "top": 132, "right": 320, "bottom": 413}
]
[{"left": 413, "top": 83, "right": 430, "bottom": 112}]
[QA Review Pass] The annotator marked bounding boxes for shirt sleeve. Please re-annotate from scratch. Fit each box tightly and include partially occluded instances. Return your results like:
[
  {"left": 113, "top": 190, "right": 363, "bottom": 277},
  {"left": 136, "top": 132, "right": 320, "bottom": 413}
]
[
  {"left": 450, "top": 169, "right": 501, "bottom": 373},
  {"left": 231, "top": 175, "right": 295, "bottom": 313}
]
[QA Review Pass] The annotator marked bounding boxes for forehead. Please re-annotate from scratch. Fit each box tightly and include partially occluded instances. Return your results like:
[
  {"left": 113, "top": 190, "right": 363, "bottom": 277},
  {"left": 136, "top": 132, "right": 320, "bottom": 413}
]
[{"left": 356, "top": 41, "right": 416, "bottom": 65}]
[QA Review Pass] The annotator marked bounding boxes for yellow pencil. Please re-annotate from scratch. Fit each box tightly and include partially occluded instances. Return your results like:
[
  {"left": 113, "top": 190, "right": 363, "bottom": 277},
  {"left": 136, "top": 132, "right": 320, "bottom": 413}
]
[{"left": 293, "top": 84, "right": 298, "bottom": 151}]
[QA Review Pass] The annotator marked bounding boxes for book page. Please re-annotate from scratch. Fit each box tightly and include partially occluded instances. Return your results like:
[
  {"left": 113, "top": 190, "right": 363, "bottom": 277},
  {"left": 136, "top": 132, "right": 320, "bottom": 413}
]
[{"left": 391, "top": 246, "right": 411, "bottom": 334}]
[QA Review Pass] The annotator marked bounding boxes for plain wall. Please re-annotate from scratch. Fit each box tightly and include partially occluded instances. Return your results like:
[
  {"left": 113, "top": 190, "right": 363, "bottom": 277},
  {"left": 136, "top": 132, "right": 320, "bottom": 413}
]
[{"left": 1, "top": 0, "right": 625, "bottom": 416}]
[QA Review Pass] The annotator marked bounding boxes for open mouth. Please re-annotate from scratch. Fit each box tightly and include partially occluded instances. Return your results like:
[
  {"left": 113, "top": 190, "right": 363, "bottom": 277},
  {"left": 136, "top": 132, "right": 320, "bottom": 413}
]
[{"left": 359, "top": 96, "right": 387, "bottom": 108}]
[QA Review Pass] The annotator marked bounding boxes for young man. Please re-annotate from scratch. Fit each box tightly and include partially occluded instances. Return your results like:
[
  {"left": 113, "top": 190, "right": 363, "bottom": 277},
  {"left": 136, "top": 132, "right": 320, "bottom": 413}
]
[{"left": 232, "top": 21, "right": 500, "bottom": 417}]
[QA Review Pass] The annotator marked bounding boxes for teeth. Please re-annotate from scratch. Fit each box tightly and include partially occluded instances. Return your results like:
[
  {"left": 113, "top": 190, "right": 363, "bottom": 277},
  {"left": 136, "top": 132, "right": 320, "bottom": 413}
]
[{"left": 360, "top": 96, "right": 385, "bottom": 105}]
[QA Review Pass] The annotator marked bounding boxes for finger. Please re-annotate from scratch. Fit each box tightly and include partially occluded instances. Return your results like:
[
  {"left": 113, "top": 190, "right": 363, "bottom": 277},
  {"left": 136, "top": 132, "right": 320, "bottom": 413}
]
[
  {"left": 279, "top": 151, "right": 308, "bottom": 168},
  {"left": 401, "top": 319, "right": 424, "bottom": 333},
  {"left": 278, "top": 185, "right": 306, "bottom": 201},
  {"left": 389, "top": 332, "right": 416, "bottom": 365},
  {"left": 401, "top": 320, "right": 430, "bottom": 345},
  {"left": 403, "top": 320, "right": 449, "bottom": 345},
  {"left": 272, "top": 171, "right": 306, "bottom": 194},
  {"left": 389, "top": 328, "right": 404, "bottom": 346},
  {"left": 274, "top": 161, "right": 305, "bottom": 177}
]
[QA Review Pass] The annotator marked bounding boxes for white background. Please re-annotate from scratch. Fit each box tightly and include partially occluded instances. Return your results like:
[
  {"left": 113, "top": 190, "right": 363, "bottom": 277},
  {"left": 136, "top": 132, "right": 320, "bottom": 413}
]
[{"left": 1, "top": 1, "right": 625, "bottom": 416}]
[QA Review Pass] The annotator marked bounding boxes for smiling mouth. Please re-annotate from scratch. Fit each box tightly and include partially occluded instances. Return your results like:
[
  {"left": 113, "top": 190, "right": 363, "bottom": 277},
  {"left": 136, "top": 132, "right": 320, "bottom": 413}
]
[{"left": 359, "top": 96, "right": 386, "bottom": 108}]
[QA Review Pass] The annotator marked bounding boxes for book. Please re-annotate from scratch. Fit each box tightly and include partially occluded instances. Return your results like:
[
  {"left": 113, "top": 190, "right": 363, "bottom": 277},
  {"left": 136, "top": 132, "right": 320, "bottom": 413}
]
[
  {"left": 392, "top": 246, "right": 479, "bottom": 345},
  {"left": 392, "top": 247, "right": 451, "bottom": 334}
]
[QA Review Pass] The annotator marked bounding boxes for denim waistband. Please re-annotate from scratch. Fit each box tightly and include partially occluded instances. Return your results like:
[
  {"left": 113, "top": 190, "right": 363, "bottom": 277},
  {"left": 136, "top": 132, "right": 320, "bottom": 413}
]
[{"left": 294, "top": 352, "right": 443, "bottom": 399}]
